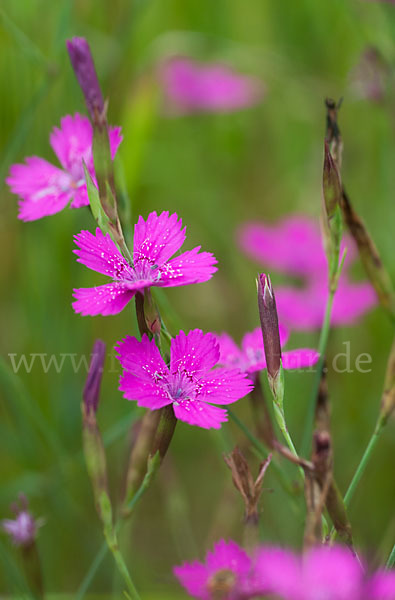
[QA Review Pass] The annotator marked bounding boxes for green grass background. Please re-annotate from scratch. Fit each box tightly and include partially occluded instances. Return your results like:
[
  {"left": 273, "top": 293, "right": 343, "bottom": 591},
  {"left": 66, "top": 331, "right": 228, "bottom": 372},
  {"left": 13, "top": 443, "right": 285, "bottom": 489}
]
[{"left": 0, "top": 0, "right": 395, "bottom": 596}]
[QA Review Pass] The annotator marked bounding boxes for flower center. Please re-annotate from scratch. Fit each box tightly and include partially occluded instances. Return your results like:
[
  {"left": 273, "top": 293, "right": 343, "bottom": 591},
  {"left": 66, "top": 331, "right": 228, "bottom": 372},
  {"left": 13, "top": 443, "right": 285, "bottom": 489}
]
[{"left": 207, "top": 569, "right": 237, "bottom": 600}]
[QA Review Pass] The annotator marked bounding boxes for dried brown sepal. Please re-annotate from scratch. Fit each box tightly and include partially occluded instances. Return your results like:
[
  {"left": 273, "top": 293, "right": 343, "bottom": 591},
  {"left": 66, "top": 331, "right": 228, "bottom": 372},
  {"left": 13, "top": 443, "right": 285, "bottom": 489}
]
[
  {"left": 342, "top": 189, "right": 395, "bottom": 320},
  {"left": 325, "top": 97, "right": 343, "bottom": 169},
  {"left": 223, "top": 447, "right": 272, "bottom": 524},
  {"left": 380, "top": 335, "right": 395, "bottom": 424}
]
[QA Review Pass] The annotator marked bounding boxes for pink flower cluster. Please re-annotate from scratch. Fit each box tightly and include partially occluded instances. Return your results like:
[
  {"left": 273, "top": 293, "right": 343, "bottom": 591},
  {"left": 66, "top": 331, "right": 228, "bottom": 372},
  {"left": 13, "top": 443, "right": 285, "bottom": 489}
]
[
  {"left": 239, "top": 216, "right": 377, "bottom": 330},
  {"left": 174, "top": 540, "right": 395, "bottom": 600}
]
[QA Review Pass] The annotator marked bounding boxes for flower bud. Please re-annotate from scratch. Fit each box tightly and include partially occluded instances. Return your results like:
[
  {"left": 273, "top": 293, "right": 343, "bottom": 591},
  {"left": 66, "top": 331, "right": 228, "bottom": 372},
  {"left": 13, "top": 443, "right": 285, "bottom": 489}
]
[
  {"left": 322, "top": 142, "right": 343, "bottom": 286},
  {"left": 82, "top": 341, "right": 109, "bottom": 519},
  {"left": 66, "top": 37, "right": 104, "bottom": 121},
  {"left": 83, "top": 339, "right": 106, "bottom": 415},
  {"left": 257, "top": 273, "right": 282, "bottom": 385},
  {"left": 323, "top": 141, "right": 342, "bottom": 222}
]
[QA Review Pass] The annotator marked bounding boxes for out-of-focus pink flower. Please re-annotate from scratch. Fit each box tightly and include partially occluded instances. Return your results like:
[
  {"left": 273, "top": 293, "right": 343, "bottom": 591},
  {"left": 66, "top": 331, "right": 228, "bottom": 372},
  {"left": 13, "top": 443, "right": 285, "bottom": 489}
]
[
  {"left": 238, "top": 216, "right": 377, "bottom": 330},
  {"left": 159, "top": 56, "right": 263, "bottom": 114},
  {"left": 1, "top": 495, "right": 43, "bottom": 547},
  {"left": 116, "top": 330, "right": 253, "bottom": 429},
  {"left": 174, "top": 539, "right": 252, "bottom": 599},
  {"left": 252, "top": 544, "right": 395, "bottom": 600},
  {"left": 216, "top": 324, "right": 319, "bottom": 375},
  {"left": 367, "top": 571, "right": 395, "bottom": 600},
  {"left": 6, "top": 114, "right": 122, "bottom": 221},
  {"left": 349, "top": 47, "right": 389, "bottom": 103},
  {"left": 73, "top": 211, "right": 217, "bottom": 316}
]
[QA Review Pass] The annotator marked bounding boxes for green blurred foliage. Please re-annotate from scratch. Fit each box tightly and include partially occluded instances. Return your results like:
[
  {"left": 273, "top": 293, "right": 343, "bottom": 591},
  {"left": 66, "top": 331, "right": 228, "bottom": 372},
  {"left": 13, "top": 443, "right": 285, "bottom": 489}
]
[{"left": 0, "top": 0, "right": 394, "bottom": 596}]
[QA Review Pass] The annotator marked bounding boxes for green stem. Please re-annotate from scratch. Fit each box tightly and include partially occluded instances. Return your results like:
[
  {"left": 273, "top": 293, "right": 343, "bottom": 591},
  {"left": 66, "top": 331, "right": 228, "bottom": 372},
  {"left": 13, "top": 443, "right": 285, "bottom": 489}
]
[
  {"left": 300, "top": 290, "right": 335, "bottom": 458},
  {"left": 386, "top": 542, "right": 395, "bottom": 569},
  {"left": 76, "top": 456, "right": 160, "bottom": 598},
  {"left": 344, "top": 417, "right": 385, "bottom": 507},
  {"left": 76, "top": 541, "right": 108, "bottom": 600},
  {"left": 272, "top": 402, "right": 304, "bottom": 481},
  {"left": 105, "top": 536, "right": 140, "bottom": 600},
  {"left": 330, "top": 416, "right": 385, "bottom": 542}
]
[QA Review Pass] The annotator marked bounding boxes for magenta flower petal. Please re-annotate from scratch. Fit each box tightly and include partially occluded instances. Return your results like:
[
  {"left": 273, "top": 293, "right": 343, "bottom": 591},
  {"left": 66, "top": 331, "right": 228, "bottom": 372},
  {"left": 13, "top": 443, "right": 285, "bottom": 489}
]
[
  {"left": 216, "top": 333, "right": 245, "bottom": 370},
  {"left": 116, "top": 335, "right": 171, "bottom": 409},
  {"left": 119, "top": 371, "right": 172, "bottom": 409},
  {"left": 7, "top": 113, "right": 122, "bottom": 221},
  {"left": 158, "top": 247, "right": 218, "bottom": 287},
  {"left": 50, "top": 114, "right": 122, "bottom": 172},
  {"left": 331, "top": 278, "right": 377, "bottom": 326},
  {"left": 50, "top": 113, "right": 95, "bottom": 173},
  {"left": 241, "top": 328, "right": 267, "bottom": 373},
  {"left": 74, "top": 228, "right": 133, "bottom": 278},
  {"left": 170, "top": 329, "right": 220, "bottom": 375},
  {"left": 367, "top": 571, "right": 395, "bottom": 600},
  {"left": 206, "top": 539, "right": 251, "bottom": 574},
  {"left": 174, "top": 539, "right": 252, "bottom": 599},
  {"left": 238, "top": 215, "right": 377, "bottom": 330},
  {"left": 303, "top": 545, "right": 363, "bottom": 600},
  {"left": 108, "top": 126, "right": 123, "bottom": 159},
  {"left": 217, "top": 324, "right": 315, "bottom": 376},
  {"left": 238, "top": 217, "right": 328, "bottom": 276},
  {"left": 173, "top": 400, "right": 228, "bottom": 429},
  {"left": 2, "top": 512, "right": 38, "bottom": 547},
  {"left": 173, "top": 560, "right": 209, "bottom": 600},
  {"left": 198, "top": 368, "right": 254, "bottom": 404},
  {"left": 281, "top": 349, "right": 320, "bottom": 370},
  {"left": 116, "top": 334, "right": 168, "bottom": 377},
  {"left": 116, "top": 329, "right": 251, "bottom": 429},
  {"left": 73, "top": 211, "right": 217, "bottom": 317},
  {"left": 161, "top": 56, "right": 263, "bottom": 115},
  {"left": 133, "top": 211, "right": 186, "bottom": 266},
  {"left": 252, "top": 547, "right": 301, "bottom": 599},
  {"left": 6, "top": 157, "right": 73, "bottom": 221},
  {"left": 275, "top": 286, "right": 324, "bottom": 330},
  {"left": 72, "top": 283, "right": 135, "bottom": 316}
]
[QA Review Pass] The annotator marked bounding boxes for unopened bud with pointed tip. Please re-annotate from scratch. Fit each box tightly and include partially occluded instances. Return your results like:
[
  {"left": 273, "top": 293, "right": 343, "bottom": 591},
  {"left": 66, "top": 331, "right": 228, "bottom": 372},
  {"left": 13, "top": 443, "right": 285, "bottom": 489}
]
[
  {"left": 257, "top": 273, "right": 282, "bottom": 385},
  {"left": 83, "top": 339, "right": 106, "bottom": 415},
  {"left": 322, "top": 142, "right": 343, "bottom": 286},
  {"left": 66, "top": 37, "right": 104, "bottom": 121},
  {"left": 82, "top": 340, "right": 109, "bottom": 519},
  {"left": 323, "top": 141, "right": 342, "bottom": 222}
]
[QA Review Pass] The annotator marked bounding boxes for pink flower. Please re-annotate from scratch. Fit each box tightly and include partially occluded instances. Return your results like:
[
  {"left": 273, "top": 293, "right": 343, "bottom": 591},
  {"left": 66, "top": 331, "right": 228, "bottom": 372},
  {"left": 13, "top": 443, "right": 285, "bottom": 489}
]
[
  {"left": 6, "top": 114, "right": 122, "bottom": 221},
  {"left": 216, "top": 325, "right": 319, "bottom": 375},
  {"left": 367, "top": 571, "right": 395, "bottom": 600},
  {"left": 2, "top": 496, "right": 43, "bottom": 547},
  {"left": 238, "top": 216, "right": 377, "bottom": 330},
  {"left": 252, "top": 545, "right": 395, "bottom": 600},
  {"left": 173, "top": 539, "right": 252, "bottom": 599},
  {"left": 73, "top": 211, "right": 217, "bottom": 316},
  {"left": 116, "top": 329, "right": 253, "bottom": 429},
  {"left": 160, "top": 56, "right": 263, "bottom": 114}
]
